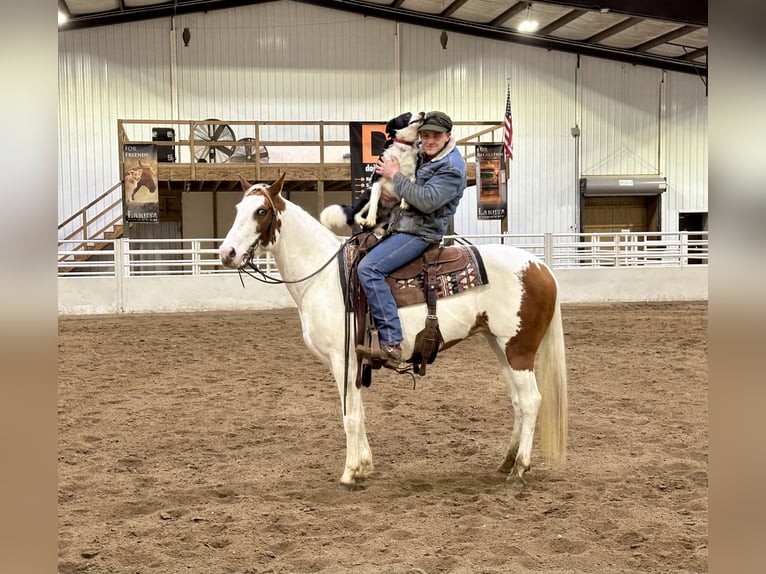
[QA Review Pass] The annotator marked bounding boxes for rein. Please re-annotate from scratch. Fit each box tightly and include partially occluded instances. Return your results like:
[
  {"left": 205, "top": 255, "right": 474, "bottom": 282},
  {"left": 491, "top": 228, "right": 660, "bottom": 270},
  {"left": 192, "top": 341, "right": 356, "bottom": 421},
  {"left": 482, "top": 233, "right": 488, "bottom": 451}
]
[
  {"left": 237, "top": 236, "right": 355, "bottom": 288},
  {"left": 392, "top": 137, "right": 416, "bottom": 146}
]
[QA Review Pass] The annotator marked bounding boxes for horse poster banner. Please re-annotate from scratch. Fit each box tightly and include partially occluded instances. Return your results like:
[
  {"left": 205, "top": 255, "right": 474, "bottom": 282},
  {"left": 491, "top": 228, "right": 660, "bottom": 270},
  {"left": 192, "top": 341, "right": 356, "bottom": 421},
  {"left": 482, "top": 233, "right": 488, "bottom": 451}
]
[
  {"left": 475, "top": 144, "right": 507, "bottom": 220},
  {"left": 349, "top": 121, "right": 387, "bottom": 201},
  {"left": 123, "top": 144, "right": 159, "bottom": 223}
]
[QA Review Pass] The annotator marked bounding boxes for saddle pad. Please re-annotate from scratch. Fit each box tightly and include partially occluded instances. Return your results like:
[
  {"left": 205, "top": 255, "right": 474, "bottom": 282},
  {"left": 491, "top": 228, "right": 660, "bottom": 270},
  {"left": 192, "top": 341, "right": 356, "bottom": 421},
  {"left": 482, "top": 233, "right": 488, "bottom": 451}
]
[
  {"left": 386, "top": 245, "right": 489, "bottom": 308},
  {"left": 338, "top": 239, "right": 489, "bottom": 310}
]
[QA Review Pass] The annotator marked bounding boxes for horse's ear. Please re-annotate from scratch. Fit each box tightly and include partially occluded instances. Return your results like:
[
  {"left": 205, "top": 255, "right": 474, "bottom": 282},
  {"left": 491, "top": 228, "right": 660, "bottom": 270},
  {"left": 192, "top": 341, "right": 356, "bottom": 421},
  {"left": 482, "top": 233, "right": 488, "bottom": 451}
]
[
  {"left": 239, "top": 175, "right": 252, "bottom": 191},
  {"left": 269, "top": 172, "right": 287, "bottom": 196}
]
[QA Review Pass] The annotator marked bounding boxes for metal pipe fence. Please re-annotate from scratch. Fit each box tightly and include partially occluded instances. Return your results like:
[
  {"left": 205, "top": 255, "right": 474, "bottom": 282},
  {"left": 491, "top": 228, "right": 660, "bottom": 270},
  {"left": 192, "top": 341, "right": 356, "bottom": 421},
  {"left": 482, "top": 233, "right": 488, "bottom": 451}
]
[{"left": 58, "top": 231, "right": 708, "bottom": 277}]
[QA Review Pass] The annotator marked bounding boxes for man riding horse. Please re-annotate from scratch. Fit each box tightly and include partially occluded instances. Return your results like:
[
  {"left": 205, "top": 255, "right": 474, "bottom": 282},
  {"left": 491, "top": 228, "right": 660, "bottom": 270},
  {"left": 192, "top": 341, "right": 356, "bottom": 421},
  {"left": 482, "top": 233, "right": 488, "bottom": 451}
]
[{"left": 355, "top": 111, "right": 466, "bottom": 369}]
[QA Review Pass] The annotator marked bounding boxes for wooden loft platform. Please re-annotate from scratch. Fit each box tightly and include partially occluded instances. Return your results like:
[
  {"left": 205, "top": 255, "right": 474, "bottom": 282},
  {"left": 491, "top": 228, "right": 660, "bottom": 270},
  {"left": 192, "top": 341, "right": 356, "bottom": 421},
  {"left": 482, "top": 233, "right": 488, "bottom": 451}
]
[
  {"left": 119, "top": 118, "right": 503, "bottom": 196},
  {"left": 154, "top": 162, "right": 354, "bottom": 193}
]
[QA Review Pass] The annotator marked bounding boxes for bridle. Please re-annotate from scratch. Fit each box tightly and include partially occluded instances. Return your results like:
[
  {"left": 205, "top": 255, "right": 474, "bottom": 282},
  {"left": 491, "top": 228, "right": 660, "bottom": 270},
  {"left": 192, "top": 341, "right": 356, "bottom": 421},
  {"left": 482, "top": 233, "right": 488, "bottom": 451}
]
[{"left": 236, "top": 188, "right": 355, "bottom": 287}]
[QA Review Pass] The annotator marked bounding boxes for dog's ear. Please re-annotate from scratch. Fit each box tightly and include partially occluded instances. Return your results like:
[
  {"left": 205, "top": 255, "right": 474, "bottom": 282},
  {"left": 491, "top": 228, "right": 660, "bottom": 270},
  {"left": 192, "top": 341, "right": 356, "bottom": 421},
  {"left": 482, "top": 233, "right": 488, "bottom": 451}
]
[{"left": 386, "top": 112, "right": 412, "bottom": 137}]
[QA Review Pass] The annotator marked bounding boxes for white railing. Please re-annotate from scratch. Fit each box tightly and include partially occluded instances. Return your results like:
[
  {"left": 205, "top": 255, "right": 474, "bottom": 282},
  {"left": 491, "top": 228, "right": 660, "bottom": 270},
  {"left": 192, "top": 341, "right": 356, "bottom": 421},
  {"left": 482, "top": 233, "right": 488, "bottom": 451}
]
[{"left": 58, "top": 231, "right": 708, "bottom": 277}]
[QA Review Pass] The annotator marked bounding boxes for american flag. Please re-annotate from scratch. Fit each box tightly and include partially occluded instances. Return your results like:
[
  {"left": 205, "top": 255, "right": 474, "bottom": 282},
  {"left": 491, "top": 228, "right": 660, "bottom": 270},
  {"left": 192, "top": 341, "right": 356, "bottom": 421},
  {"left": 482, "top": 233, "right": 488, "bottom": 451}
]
[{"left": 503, "top": 85, "right": 514, "bottom": 160}]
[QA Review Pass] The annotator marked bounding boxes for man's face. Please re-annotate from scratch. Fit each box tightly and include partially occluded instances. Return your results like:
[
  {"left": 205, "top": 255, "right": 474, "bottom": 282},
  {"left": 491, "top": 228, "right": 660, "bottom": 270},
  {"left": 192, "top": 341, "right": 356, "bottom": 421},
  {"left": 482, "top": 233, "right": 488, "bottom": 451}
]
[{"left": 419, "top": 130, "right": 450, "bottom": 156}]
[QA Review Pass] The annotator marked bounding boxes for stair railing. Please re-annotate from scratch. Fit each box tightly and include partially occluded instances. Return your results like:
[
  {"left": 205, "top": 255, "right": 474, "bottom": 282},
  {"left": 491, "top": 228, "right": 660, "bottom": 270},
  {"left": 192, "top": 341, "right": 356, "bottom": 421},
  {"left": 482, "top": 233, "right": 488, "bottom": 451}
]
[{"left": 58, "top": 181, "right": 123, "bottom": 257}]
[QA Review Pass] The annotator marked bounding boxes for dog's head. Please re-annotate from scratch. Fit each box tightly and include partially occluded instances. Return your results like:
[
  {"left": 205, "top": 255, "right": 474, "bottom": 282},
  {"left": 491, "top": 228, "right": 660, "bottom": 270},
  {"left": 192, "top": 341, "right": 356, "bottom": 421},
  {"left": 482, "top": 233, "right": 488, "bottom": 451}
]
[
  {"left": 385, "top": 112, "right": 412, "bottom": 138},
  {"left": 392, "top": 111, "right": 426, "bottom": 142}
]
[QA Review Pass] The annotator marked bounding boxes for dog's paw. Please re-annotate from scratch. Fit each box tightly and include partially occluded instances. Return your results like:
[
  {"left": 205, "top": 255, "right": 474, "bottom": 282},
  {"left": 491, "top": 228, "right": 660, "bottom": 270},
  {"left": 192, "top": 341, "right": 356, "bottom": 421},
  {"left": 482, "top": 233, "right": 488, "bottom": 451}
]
[{"left": 358, "top": 216, "right": 377, "bottom": 229}]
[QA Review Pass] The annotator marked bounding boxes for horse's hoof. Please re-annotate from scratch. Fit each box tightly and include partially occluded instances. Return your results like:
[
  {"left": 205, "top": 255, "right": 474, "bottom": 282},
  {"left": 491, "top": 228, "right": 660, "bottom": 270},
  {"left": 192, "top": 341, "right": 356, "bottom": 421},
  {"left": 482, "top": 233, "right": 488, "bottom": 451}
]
[
  {"left": 507, "top": 474, "right": 526, "bottom": 490},
  {"left": 338, "top": 481, "right": 366, "bottom": 492}
]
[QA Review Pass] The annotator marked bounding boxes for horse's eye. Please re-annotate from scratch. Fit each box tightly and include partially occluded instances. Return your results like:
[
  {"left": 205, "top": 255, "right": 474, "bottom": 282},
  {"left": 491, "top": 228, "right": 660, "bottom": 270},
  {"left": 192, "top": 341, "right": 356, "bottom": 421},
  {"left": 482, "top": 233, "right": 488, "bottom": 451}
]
[{"left": 255, "top": 208, "right": 268, "bottom": 217}]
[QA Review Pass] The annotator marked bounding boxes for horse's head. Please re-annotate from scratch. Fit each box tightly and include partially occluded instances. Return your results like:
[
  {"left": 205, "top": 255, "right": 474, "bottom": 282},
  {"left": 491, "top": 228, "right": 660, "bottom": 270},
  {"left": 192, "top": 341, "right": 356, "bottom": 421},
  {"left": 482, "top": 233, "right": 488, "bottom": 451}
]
[
  {"left": 135, "top": 161, "right": 157, "bottom": 193},
  {"left": 219, "top": 173, "right": 287, "bottom": 268}
]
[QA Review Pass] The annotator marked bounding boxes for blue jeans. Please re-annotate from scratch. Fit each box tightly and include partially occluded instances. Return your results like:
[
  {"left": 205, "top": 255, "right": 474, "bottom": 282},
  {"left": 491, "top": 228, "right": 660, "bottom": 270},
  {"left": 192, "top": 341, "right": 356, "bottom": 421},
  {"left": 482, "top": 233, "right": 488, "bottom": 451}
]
[{"left": 357, "top": 232, "right": 430, "bottom": 346}]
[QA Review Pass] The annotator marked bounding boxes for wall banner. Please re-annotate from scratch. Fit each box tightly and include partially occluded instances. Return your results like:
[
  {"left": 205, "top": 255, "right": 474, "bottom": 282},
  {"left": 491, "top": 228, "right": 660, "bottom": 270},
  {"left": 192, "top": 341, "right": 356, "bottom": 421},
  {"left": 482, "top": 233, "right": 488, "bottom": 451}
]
[
  {"left": 123, "top": 144, "right": 159, "bottom": 223},
  {"left": 475, "top": 144, "right": 507, "bottom": 220},
  {"left": 349, "top": 121, "right": 387, "bottom": 200}
]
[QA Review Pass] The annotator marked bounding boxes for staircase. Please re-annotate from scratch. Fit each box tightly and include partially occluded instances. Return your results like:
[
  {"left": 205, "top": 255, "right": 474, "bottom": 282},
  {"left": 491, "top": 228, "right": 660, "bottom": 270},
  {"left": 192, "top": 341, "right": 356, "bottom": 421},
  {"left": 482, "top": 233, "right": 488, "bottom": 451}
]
[{"left": 58, "top": 182, "right": 123, "bottom": 274}]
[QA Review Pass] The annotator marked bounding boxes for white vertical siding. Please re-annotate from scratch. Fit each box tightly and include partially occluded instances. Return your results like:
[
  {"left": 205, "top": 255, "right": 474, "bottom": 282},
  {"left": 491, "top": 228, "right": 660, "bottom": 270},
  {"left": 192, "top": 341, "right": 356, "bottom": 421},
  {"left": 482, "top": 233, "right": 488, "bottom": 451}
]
[
  {"left": 579, "top": 58, "right": 663, "bottom": 175},
  {"left": 176, "top": 3, "right": 398, "bottom": 144},
  {"left": 59, "top": 18, "right": 173, "bottom": 237},
  {"left": 662, "top": 71, "right": 708, "bottom": 230},
  {"left": 400, "top": 26, "right": 578, "bottom": 234},
  {"left": 58, "top": 0, "right": 706, "bottom": 240}
]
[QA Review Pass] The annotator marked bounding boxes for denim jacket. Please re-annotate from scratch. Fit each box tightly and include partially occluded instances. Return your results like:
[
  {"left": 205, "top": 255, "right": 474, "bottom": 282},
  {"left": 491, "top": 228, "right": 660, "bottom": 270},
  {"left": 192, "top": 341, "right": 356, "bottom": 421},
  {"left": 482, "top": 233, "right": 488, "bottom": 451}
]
[{"left": 387, "top": 137, "right": 467, "bottom": 243}]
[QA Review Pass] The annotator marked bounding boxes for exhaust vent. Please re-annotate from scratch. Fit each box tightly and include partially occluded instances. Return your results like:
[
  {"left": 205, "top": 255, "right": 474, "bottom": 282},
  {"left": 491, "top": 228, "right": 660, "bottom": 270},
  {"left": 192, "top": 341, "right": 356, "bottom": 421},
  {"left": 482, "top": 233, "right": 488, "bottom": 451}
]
[{"left": 580, "top": 175, "right": 667, "bottom": 196}]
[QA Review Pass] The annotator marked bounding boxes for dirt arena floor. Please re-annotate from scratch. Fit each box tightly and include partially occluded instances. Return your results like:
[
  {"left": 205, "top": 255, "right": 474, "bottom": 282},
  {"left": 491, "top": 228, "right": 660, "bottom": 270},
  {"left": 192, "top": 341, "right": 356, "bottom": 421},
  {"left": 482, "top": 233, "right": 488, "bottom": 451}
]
[{"left": 58, "top": 301, "right": 708, "bottom": 574}]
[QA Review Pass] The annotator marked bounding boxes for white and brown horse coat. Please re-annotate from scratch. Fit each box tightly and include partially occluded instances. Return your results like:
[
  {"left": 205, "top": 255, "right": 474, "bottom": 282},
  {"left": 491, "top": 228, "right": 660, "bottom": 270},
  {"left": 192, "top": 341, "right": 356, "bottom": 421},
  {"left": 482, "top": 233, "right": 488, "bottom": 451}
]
[{"left": 220, "top": 175, "right": 568, "bottom": 489}]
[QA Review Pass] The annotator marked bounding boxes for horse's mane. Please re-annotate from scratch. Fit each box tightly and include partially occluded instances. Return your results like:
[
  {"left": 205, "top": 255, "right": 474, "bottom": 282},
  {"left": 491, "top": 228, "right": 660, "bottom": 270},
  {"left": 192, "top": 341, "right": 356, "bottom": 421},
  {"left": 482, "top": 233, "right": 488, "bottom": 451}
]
[{"left": 281, "top": 195, "right": 344, "bottom": 249}]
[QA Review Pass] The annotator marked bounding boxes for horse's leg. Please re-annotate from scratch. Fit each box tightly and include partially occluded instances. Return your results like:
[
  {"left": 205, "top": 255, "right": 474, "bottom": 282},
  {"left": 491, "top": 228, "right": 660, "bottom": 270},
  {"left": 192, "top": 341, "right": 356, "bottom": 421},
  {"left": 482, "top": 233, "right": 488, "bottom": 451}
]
[
  {"left": 503, "top": 368, "right": 541, "bottom": 487},
  {"left": 329, "top": 356, "right": 373, "bottom": 489},
  {"left": 484, "top": 336, "right": 523, "bottom": 473},
  {"left": 486, "top": 335, "right": 541, "bottom": 487}
]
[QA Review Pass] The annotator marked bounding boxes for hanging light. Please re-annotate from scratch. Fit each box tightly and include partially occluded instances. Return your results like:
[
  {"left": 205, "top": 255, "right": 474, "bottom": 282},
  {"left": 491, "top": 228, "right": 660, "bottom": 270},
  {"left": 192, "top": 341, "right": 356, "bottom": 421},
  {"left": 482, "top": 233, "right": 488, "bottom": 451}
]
[
  {"left": 182, "top": 27, "right": 191, "bottom": 47},
  {"left": 518, "top": 3, "right": 539, "bottom": 33},
  {"left": 440, "top": 30, "right": 448, "bottom": 49}
]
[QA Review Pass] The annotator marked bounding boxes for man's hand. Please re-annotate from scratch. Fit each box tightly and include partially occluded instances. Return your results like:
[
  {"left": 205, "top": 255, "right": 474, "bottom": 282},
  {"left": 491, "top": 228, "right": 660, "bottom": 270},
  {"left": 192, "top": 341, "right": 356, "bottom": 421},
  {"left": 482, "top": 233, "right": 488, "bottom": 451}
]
[{"left": 375, "top": 156, "right": 400, "bottom": 180}]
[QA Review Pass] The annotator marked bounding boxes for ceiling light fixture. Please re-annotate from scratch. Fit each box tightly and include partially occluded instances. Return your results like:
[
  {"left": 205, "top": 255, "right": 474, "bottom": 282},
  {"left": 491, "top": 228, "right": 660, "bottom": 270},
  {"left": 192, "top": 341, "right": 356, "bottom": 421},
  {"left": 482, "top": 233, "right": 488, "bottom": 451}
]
[
  {"left": 518, "top": 3, "right": 539, "bottom": 33},
  {"left": 58, "top": 11, "right": 68, "bottom": 26}
]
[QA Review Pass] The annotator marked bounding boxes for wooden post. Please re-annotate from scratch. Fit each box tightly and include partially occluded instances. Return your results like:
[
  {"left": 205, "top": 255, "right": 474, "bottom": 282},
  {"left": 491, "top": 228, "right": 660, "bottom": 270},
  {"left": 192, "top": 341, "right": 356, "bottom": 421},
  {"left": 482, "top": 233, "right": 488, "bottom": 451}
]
[
  {"left": 317, "top": 180, "right": 325, "bottom": 219},
  {"left": 317, "top": 122, "right": 325, "bottom": 215},
  {"left": 255, "top": 122, "right": 261, "bottom": 182}
]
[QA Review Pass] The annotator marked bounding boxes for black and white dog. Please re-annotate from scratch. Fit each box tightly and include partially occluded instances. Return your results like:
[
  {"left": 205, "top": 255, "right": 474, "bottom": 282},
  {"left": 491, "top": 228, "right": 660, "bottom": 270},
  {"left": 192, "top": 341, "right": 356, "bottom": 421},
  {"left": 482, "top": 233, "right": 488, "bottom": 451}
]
[{"left": 320, "top": 111, "right": 425, "bottom": 235}]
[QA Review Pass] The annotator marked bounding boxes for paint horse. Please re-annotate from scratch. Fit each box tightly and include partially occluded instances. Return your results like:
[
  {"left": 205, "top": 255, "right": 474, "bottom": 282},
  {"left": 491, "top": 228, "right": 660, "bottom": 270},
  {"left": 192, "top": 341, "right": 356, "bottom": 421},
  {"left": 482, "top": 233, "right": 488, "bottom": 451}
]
[
  {"left": 219, "top": 174, "right": 568, "bottom": 489},
  {"left": 130, "top": 160, "right": 157, "bottom": 200}
]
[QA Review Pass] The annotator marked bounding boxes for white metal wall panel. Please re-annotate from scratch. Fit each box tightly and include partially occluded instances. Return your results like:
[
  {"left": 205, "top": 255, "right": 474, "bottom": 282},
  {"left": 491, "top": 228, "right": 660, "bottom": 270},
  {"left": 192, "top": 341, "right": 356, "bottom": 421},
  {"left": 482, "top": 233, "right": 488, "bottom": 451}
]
[
  {"left": 662, "top": 72, "right": 708, "bottom": 230},
  {"left": 58, "top": 0, "right": 707, "bottom": 241},
  {"left": 175, "top": 3, "right": 398, "bottom": 159},
  {"left": 579, "top": 58, "right": 663, "bottom": 176},
  {"left": 399, "top": 25, "right": 578, "bottom": 234},
  {"left": 59, "top": 19, "right": 172, "bottom": 236}
]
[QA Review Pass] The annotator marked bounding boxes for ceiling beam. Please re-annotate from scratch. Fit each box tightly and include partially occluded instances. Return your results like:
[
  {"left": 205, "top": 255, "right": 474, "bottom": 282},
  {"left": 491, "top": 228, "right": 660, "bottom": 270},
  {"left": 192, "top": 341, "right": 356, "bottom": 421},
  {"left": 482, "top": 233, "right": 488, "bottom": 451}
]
[
  {"left": 680, "top": 46, "right": 707, "bottom": 62},
  {"left": 441, "top": 0, "right": 470, "bottom": 18},
  {"left": 488, "top": 2, "right": 529, "bottom": 27},
  {"left": 59, "top": 0, "right": 706, "bottom": 75},
  {"left": 631, "top": 25, "right": 698, "bottom": 52},
  {"left": 538, "top": 8, "right": 588, "bottom": 36},
  {"left": 295, "top": 0, "right": 704, "bottom": 75},
  {"left": 533, "top": 1, "right": 706, "bottom": 26},
  {"left": 58, "top": 0, "right": 280, "bottom": 30},
  {"left": 585, "top": 15, "right": 642, "bottom": 43}
]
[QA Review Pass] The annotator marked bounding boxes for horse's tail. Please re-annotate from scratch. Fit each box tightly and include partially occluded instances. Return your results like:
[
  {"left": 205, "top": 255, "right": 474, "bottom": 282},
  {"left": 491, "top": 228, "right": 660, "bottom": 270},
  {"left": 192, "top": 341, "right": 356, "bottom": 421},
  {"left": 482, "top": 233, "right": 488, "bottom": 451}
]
[{"left": 536, "top": 294, "right": 568, "bottom": 466}]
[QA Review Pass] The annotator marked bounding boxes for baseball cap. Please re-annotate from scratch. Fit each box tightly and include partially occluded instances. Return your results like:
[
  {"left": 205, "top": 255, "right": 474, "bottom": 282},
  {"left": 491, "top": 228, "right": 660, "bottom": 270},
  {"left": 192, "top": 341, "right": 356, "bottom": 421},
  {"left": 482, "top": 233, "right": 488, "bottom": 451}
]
[{"left": 420, "top": 111, "right": 452, "bottom": 133}]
